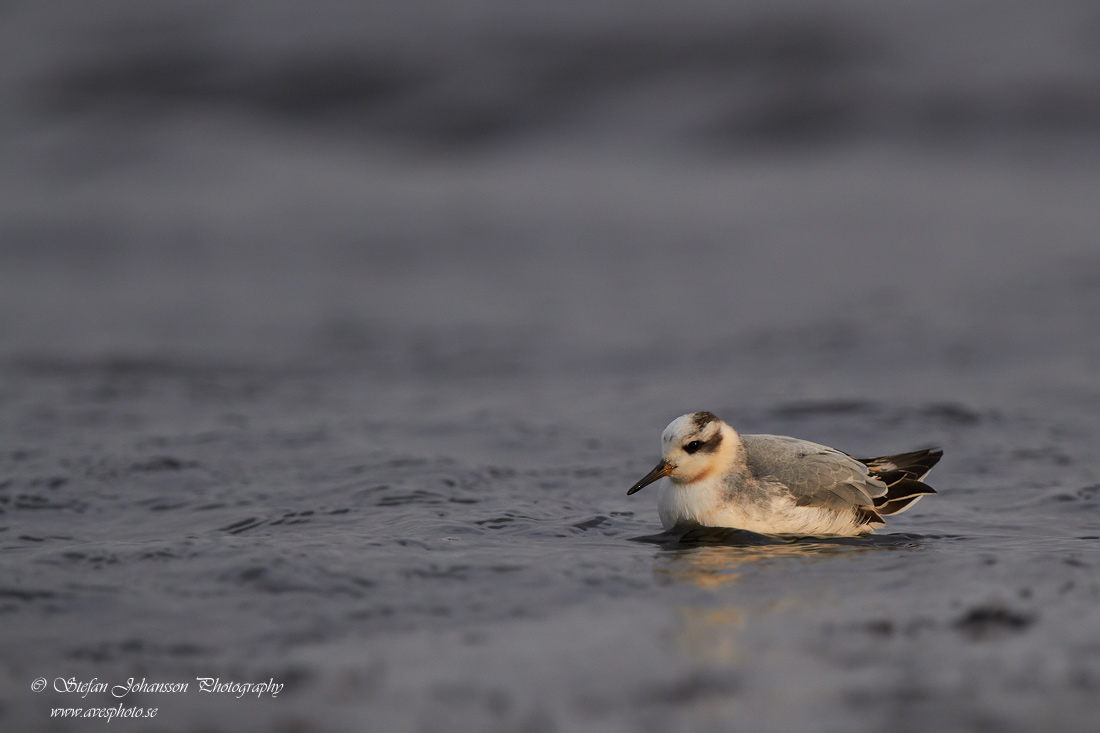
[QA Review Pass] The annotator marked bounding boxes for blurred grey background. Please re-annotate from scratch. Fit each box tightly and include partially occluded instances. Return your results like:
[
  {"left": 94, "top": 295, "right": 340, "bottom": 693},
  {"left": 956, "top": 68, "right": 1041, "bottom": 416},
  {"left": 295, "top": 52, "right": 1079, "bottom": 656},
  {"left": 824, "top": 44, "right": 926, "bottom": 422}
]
[{"left": 3, "top": 0, "right": 1099, "bottom": 395}]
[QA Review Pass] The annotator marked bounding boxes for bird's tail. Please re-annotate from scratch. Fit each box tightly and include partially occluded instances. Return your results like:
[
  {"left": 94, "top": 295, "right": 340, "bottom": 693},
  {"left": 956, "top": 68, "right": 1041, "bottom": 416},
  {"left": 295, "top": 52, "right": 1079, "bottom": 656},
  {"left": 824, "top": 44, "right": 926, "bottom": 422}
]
[{"left": 859, "top": 448, "right": 943, "bottom": 516}]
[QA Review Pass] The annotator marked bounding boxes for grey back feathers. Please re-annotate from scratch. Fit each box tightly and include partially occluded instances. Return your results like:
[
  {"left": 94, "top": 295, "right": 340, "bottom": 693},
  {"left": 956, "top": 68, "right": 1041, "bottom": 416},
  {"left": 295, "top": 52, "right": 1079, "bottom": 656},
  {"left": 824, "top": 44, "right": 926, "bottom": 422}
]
[{"left": 741, "top": 435, "right": 941, "bottom": 527}]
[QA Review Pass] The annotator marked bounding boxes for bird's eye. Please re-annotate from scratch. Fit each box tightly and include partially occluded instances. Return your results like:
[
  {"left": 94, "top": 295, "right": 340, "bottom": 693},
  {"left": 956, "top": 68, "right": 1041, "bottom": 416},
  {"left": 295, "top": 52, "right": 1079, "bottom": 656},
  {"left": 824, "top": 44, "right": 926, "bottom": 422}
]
[{"left": 684, "top": 440, "right": 704, "bottom": 454}]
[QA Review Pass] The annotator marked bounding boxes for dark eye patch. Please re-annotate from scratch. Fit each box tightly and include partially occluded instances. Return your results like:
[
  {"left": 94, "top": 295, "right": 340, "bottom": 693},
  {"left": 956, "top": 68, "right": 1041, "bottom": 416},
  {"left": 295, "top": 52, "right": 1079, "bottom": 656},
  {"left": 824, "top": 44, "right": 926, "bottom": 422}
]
[{"left": 684, "top": 430, "right": 723, "bottom": 455}]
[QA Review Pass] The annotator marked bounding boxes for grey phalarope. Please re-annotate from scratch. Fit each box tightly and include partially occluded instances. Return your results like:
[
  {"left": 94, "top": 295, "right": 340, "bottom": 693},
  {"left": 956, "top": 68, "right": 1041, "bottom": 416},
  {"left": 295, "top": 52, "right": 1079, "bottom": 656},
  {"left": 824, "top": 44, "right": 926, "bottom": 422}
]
[{"left": 628, "top": 411, "right": 941, "bottom": 536}]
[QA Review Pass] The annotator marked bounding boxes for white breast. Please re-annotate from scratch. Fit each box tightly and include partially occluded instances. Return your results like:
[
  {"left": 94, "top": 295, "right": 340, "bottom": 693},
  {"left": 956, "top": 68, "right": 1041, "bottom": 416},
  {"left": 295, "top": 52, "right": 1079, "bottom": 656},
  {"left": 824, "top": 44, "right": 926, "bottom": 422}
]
[{"left": 657, "top": 477, "right": 757, "bottom": 531}]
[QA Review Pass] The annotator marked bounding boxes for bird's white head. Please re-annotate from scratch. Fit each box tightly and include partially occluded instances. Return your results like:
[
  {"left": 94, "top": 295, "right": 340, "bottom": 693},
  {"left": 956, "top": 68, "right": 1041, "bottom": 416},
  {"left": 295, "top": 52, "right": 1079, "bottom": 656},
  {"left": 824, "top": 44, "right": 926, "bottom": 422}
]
[{"left": 627, "top": 411, "right": 736, "bottom": 495}]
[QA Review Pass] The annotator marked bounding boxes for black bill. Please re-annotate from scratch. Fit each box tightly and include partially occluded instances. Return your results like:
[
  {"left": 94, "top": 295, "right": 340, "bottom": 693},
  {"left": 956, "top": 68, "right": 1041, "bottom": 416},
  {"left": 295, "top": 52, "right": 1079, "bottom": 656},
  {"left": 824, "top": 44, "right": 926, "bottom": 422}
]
[{"left": 627, "top": 459, "right": 673, "bottom": 495}]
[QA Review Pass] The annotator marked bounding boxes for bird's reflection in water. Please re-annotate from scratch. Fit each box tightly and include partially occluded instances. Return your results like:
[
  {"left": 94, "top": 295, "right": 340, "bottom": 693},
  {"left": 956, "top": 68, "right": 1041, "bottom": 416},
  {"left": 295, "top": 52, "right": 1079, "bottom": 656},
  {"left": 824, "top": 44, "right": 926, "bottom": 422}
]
[
  {"left": 639, "top": 527, "right": 923, "bottom": 589},
  {"left": 642, "top": 529, "right": 922, "bottom": 666},
  {"left": 654, "top": 541, "right": 862, "bottom": 589}
]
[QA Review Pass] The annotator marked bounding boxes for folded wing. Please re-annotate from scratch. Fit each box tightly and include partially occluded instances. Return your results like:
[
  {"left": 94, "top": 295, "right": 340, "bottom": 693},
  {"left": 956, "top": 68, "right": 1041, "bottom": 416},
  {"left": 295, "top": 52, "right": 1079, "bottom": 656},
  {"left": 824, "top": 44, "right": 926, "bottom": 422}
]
[{"left": 741, "top": 435, "right": 941, "bottom": 527}]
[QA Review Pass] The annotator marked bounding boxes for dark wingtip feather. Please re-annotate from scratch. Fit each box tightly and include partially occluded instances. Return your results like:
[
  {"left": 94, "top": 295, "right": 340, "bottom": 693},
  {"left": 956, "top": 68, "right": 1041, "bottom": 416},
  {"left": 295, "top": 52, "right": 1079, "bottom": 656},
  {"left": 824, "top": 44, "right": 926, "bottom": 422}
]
[
  {"left": 875, "top": 494, "right": 925, "bottom": 516},
  {"left": 883, "top": 478, "right": 936, "bottom": 499},
  {"left": 856, "top": 507, "right": 886, "bottom": 526},
  {"left": 860, "top": 448, "right": 942, "bottom": 520},
  {"left": 862, "top": 449, "right": 942, "bottom": 479}
]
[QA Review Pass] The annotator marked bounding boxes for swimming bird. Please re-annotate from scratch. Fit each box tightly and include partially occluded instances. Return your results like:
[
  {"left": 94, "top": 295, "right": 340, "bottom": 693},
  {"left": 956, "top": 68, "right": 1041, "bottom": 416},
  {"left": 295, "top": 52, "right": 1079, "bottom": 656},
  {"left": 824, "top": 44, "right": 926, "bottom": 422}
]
[{"left": 627, "top": 411, "right": 941, "bottom": 536}]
